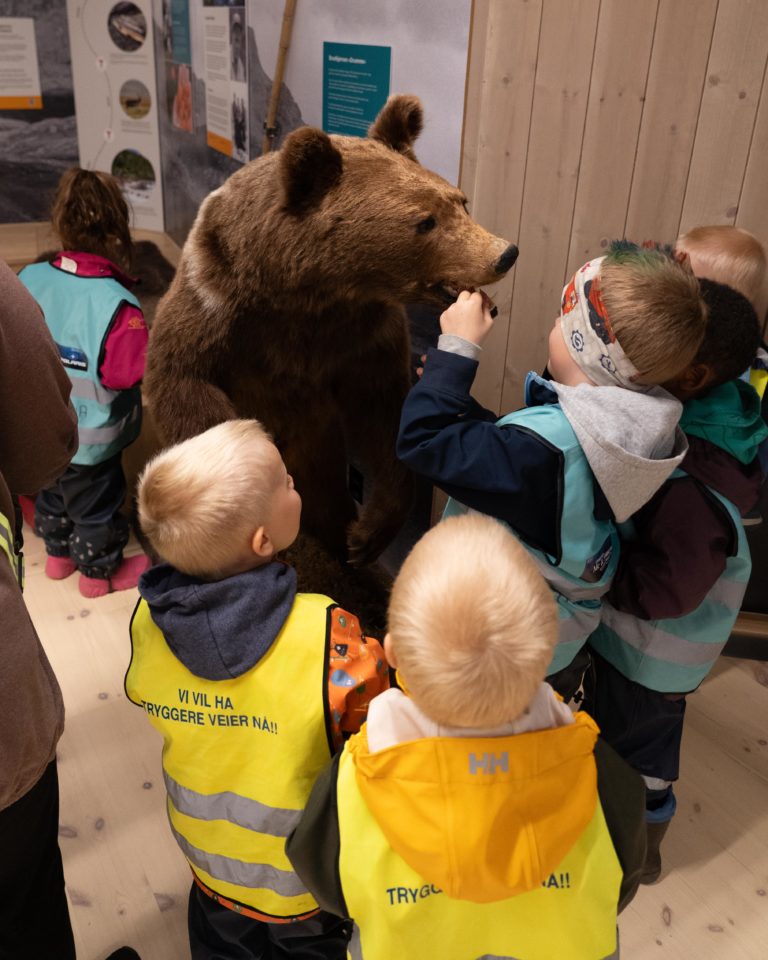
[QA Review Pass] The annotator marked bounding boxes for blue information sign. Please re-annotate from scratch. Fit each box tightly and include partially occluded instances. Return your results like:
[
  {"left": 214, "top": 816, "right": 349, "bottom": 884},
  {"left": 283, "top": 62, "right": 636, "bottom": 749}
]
[{"left": 322, "top": 42, "right": 392, "bottom": 136}]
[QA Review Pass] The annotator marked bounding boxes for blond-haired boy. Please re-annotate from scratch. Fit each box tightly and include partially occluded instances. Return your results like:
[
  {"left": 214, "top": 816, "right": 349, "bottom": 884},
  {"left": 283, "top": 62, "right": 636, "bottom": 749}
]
[
  {"left": 126, "top": 419, "right": 389, "bottom": 960},
  {"left": 288, "top": 513, "right": 645, "bottom": 960},
  {"left": 397, "top": 247, "right": 707, "bottom": 698},
  {"left": 677, "top": 224, "right": 768, "bottom": 321}
]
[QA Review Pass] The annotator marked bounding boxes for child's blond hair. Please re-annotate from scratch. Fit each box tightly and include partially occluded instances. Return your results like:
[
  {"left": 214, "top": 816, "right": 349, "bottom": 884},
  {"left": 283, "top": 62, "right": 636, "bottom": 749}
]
[
  {"left": 676, "top": 225, "right": 768, "bottom": 323},
  {"left": 138, "top": 419, "right": 282, "bottom": 578},
  {"left": 387, "top": 513, "right": 558, "bottom": 728},
  {"left": 600, "top": 246, "right": 707, "bottom": 384}
]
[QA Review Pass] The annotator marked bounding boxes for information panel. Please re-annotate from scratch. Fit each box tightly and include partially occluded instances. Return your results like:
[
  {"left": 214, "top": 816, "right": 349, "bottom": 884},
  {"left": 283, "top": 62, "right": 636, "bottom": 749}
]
[
  {"left": 0, "top": 18, "right": 42, "bottom": 110},
  {"left": 66, "top": 0, "right": 164, "bottom": 230},
  {"left": 202, "top": 1, "right": 248, "bottom": 163},
  {"left": 322, "top": 42, "right": 391, "bottom": 136}
]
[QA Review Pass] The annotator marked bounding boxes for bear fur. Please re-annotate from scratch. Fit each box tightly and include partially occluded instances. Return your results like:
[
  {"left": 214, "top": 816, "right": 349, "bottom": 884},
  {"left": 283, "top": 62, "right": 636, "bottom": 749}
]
[{"left": 144, "top": 95, "right": 516, "bottom": 565}]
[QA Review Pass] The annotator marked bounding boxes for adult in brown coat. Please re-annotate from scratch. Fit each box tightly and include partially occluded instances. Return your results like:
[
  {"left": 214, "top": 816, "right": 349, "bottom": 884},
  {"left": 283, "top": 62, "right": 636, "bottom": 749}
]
[
  {"left": 0, "top": 262, "right": 140, "bottom": 960},
  {"left": 0, "top": 258, "right": 78, "bottom": 957}
]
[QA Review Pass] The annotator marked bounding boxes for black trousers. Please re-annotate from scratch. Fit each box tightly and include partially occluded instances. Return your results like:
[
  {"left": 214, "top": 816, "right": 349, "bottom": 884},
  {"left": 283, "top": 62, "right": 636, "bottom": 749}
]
[
  {"left": 582, "top": 648, "right": 687, "bottom": 784},
  {"left": 547, "top": 644, "right": 592, "bottom": 704},
  {"left": 35, "top": 455, "right": 129, "bottom": 578},
  {"left": 188, "top": 883, "right": 350, "bottom": 960},
  {"left": 0, "top": 761, "right": 75, "bottom": 960}
]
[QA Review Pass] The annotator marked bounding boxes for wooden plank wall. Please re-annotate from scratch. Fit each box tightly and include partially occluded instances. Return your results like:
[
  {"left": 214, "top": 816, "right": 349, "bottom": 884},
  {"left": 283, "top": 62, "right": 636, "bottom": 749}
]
[{"left": 462, "top": 0, "right": 768, "bottom": 412}]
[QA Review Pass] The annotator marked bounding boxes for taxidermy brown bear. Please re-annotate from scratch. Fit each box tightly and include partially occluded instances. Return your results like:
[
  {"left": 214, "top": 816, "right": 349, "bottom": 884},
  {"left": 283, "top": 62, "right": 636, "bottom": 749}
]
[{"left": 144, "top": 94, "right": 517, "bottom": 565}]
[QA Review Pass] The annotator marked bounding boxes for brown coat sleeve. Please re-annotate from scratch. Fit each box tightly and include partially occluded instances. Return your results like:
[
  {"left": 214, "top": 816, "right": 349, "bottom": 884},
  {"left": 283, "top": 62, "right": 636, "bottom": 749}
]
[
  {"left": 0, "top": 260, "right": 78, "bottom": 495},
  {"left": 0, "top": 260, "right": 74, "bottom": 811}
]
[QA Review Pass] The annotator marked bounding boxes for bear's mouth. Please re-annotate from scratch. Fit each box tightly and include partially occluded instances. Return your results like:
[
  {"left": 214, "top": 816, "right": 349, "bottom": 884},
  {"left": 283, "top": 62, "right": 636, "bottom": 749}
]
[
  {"left": 432, "top": 281, "right": 460, "bottom": 303},
  {"left": 430, "top": 281, "right": 498, "bottom": 318}
]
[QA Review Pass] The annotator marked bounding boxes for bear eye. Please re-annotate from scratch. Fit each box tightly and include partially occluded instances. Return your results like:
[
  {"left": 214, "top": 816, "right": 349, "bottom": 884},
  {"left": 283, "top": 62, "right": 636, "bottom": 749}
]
[{"left": 417, "top": 215, "right": 436, "bottom": 234}]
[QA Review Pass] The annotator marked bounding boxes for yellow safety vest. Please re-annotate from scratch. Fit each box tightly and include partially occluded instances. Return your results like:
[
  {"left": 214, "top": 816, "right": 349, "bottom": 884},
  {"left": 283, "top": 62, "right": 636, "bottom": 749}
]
[
  {"left": 336, "top": 744, "right": 622, "bottom": 960},
  {"left": 126, "top": 593, "right": 335, "bottom": 920},
  {"left": 0, "top": 508, "right": 23, "bottom": 587}
]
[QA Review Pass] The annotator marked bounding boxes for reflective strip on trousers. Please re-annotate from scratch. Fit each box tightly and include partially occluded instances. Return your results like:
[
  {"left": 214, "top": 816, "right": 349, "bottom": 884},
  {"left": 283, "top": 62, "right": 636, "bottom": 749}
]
[
  {"left": 349, "top": 924, "right": 364, "bottom": 960},
  {"left": 69, "top": 377, "right": 119, "bottom": 406},
  {"left": 0, "top": 517, "right": 21, "bottom": 585},
  {"left": 602, "top": 603, "right": 742, "bottom": 667},
  {"left": 528, "top": 550, "right": 611, "bottom": 601},
  {"left": 165, "top": 771, "right": 301, "bottom": 838},
  {"left": 169, "top": 821, "right": 308, "bottom": 898},
  {"left": 78, "top": 405, "right": 139, "bottom": 445}
]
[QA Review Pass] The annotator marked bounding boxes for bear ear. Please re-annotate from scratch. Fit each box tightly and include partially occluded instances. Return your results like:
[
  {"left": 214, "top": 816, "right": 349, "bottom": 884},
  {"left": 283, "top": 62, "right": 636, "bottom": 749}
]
[
  {"left": 368, "top": 94, "right": 423, "bottom": 162},
  {"left": 279, "top": 127, "right": 343, "bottom": 211}
]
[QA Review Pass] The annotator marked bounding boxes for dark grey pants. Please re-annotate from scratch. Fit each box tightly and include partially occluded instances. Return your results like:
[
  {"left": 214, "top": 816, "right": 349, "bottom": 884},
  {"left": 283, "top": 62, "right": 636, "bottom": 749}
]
[
  {"left": 35, "top": 454, "right": 129, "bottom": 578},
  {"left": 188, "top": 883, "right": 350, "bottom": 960}
]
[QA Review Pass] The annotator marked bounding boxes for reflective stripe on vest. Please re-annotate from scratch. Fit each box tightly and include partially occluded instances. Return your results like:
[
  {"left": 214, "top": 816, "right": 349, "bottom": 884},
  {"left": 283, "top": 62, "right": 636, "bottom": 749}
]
[
  {"left": 163, "top": 770, "right": 301, "bottom": 837},
  {"left": 0, "top": 511, "right": 22, "bottom": 586},
  {"left": 126, "top": 594, "right": 335, "bottom": 918},
  {"left": 69, "top": 377, "right": 119, "bottom": 406},
  {"left": 19, "top": 261, "right": 142, "bottom": 465},
  {"left": 590, "top": 471, "right": 751, "bottom": 693},
  {"left": 78, "top": 405, "right": 141, "bottom": 445},
  {"left": 444, "top": 403, "right": 617, "bottom": 677},
  {"left": 336, "top": 748, "right": 622, "bottom": 960}
]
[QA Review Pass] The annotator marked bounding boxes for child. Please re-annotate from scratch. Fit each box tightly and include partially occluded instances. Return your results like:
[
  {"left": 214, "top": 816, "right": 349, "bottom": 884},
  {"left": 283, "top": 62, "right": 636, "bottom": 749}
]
[
  {"left": 585, "top": 278, "right": 766, "bottom": 884},
  {"left": 127, "top": 419, "right": 389, "bottom": 960},
  {"left": 287, "top": 513, "right": 646, "bottom": 960},
  {"left": 397, "top": 246, "right": 707, "bottom": 698},
  {"left": 676, "top": 223, "right": 768, "bottom": 484},
  {"left": 19, "top": 167, "right": 150, "bottom": 598},
  {"left": 676, "top": 224, "right": 768, "bottom": 323}
]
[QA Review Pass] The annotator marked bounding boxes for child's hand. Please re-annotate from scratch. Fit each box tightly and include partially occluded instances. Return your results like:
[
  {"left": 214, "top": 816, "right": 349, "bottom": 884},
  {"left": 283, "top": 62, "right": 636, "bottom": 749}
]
[{"left": 440, "top": 290, "right": 494, "bottom": 346}]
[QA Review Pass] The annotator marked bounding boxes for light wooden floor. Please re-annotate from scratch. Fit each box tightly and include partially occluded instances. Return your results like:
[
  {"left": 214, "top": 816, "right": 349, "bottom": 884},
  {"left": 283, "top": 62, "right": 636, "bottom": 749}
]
[{"left": 21, "top": 520, "right": 768, "bottom": 960}]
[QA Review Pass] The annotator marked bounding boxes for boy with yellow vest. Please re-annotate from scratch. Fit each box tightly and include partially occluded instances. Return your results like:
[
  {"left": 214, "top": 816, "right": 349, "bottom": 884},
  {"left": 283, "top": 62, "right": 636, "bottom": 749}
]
[
  {"left": 287, "top": 513, "right": 646, "bottom": 960},
  {"left": 127, "top": 420, "right": 389, "bottom": 959}
]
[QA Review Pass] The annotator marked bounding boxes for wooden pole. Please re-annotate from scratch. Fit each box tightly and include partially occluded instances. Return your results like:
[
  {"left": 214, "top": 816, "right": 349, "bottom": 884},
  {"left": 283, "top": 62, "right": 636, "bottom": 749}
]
[{"left": 262, "top": 0, "right": 298, "bottom": 155}]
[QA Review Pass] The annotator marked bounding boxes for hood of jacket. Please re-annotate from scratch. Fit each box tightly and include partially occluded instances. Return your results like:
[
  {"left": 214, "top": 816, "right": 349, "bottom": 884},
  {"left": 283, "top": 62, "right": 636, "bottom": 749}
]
[
  {"left": 546, "top": 379, "right": 688, "bottom": 522},
  {"left": 679, "top": 379, "right": 767, "bottom": 514},
  {"left": 137, "top": 561, "right": 297, "bottom": 680},
  {"left": 680, "top": 379, "right": 768, "bottom": 465},
  {"left": 349, "top": 689, "right": 600, "bottom": 904}
]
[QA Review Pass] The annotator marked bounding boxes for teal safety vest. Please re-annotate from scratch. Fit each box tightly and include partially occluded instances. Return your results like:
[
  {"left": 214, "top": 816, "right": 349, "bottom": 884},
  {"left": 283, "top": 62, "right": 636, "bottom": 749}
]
[
  {"left": 19, "top": 261, "right": 142, "bottom": 466},
  {"left": 444, "top": 401, "right": 618, "bottom": 677},
  {"left": 590, "top": 470, "right": 751, "bottom": 693}
]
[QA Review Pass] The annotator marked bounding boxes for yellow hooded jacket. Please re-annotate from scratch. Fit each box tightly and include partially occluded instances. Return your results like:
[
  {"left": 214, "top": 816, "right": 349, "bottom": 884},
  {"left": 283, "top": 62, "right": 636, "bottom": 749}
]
[{"left": 334, "top": 711, "right": 623, "bottom": 960}]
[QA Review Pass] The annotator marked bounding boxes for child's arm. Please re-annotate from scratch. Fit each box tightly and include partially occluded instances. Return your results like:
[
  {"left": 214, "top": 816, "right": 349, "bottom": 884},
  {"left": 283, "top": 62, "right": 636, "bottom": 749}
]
[
  {"left": 397, "top": 294, "right": 564, "bottom": 557},
  {"left": 326, "top": 608, "right": 390, "bottom": 753},
  {"left": 99, "top": 302, "right": 148, "bottom": 389},
  {"left": 286, "top": 753, "right": 349, "bottom": 917},
  {"left": 608, "top": 477, "right": 738, "bottom": 620}
]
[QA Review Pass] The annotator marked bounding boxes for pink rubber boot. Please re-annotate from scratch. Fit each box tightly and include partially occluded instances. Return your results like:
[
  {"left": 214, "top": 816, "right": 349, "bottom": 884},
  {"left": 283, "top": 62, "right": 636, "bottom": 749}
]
[
  {"left": 79, "top": 574, "right": 110, "bottom": 598},
  {"left": 18, "top": 495, "right": 37, "bottom": 530},
  {"left": 110, "top": 554, "right": 151, "bottom": 592},
  {"left": 45, "top": 556, "right": 76, "bottom": 580}
]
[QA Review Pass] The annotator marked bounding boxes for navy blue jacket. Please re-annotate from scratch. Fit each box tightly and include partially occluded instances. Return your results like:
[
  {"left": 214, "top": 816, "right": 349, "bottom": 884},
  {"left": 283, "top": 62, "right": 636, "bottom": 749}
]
[{"left": 397, "top": 348, "right": 579, "bottom": 559}]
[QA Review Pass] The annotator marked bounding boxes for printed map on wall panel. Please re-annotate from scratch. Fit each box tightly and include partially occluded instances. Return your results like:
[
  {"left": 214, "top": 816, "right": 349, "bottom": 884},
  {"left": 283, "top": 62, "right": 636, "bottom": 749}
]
[
  {"left": 154, "top": 0, "right": 471, "bottom": 245},
  {"left": 67, "top": 0, "right": 164, "bottom": 230}
]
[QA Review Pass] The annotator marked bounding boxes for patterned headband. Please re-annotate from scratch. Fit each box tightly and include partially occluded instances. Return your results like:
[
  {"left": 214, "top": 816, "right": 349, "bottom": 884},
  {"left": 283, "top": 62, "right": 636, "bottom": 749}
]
[{"left": 559, "top": 257, "right": 643, "bottom": 390}]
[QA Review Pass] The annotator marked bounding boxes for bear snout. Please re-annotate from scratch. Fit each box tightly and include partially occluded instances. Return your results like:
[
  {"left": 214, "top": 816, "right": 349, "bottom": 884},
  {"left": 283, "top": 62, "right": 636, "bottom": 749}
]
[{"left": 493, "top": 244, "right": 519, "bottom": 275}]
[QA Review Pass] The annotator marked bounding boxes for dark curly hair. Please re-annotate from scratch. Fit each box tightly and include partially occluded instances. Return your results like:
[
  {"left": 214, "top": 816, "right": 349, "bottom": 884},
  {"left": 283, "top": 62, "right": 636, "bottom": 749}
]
[
  {"left": 51, "top": 167, "right": 133, "bottom": 270},
  {"left": 696, "top": 279, "right": 760, "bottom": 388}
]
